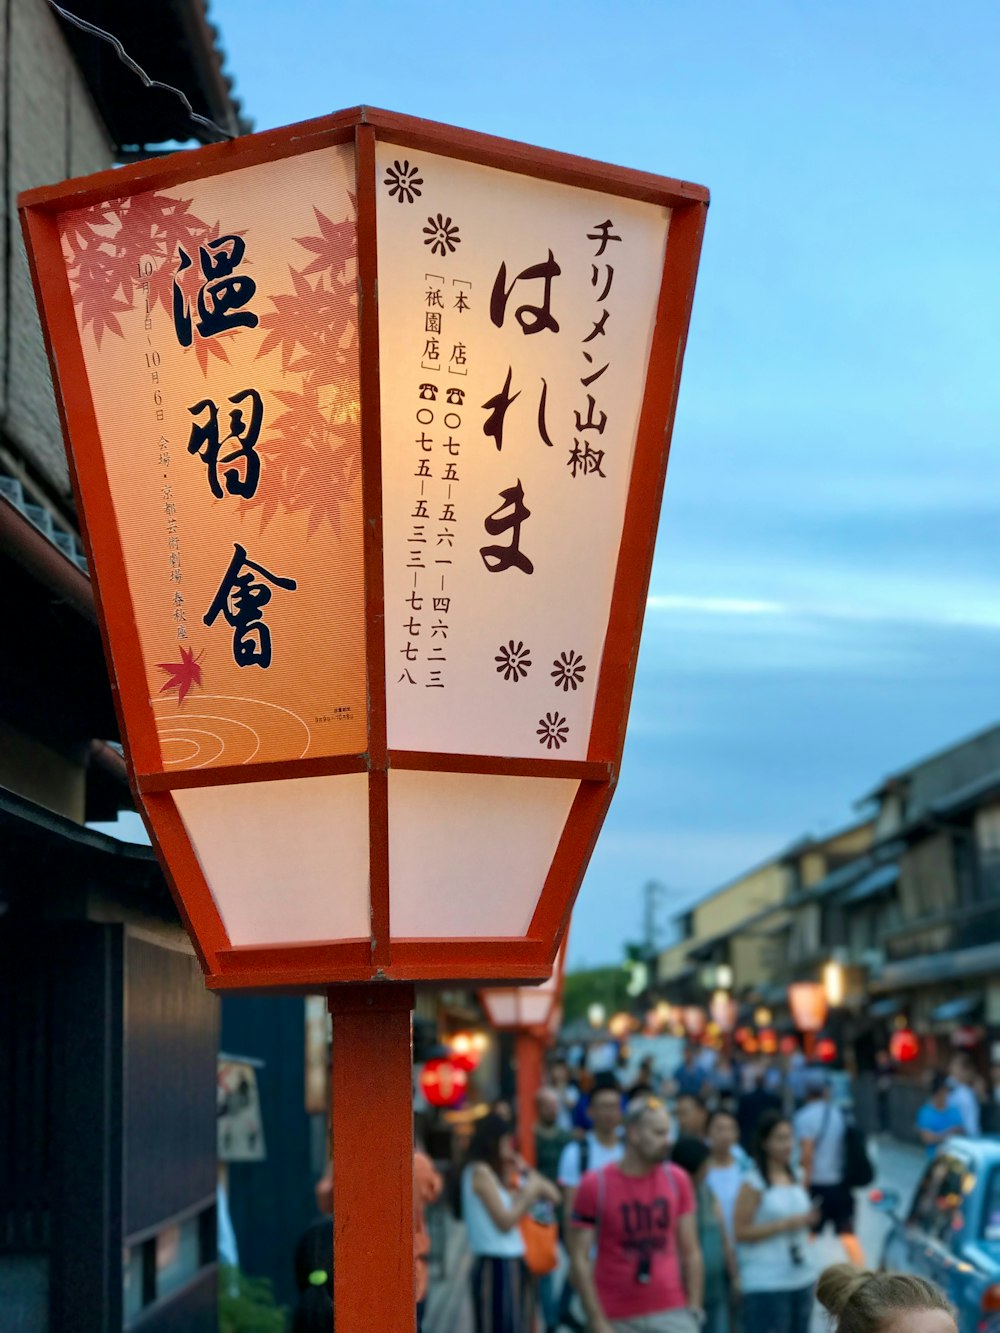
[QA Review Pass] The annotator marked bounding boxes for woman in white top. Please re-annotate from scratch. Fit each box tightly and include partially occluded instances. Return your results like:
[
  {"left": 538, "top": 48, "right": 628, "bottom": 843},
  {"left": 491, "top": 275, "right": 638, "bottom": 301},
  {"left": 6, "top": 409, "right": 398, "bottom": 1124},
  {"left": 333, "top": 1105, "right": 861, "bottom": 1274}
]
[
  {"left": 733, "top": 1111, "right": 819, "bottom": 1333},
  {"left": 705, "top": 1107, "right": 746, "bottom": 1246},
  {"left": 462, "top": 1113, "right": 561, "bottom": 1333}
]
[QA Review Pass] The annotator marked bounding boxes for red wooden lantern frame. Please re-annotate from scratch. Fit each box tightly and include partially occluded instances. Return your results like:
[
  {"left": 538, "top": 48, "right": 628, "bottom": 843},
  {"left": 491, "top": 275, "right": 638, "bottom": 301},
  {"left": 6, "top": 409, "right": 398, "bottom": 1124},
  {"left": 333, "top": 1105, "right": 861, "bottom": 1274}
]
[{"left": 19, "top": 107, "right": 707, "bottom": 994}]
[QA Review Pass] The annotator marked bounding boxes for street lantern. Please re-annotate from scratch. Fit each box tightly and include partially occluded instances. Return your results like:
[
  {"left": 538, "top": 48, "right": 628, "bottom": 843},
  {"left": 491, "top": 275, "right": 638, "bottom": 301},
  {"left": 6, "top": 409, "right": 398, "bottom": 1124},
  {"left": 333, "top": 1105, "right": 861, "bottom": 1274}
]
[
  {"left": 815, "top": 1037, "right": 838, "bottom": 1064},
  {"left": 480, "top": 937, "right": 568, "bottom": 1165},
  {"left": 420, "top": 1056, "right": 468, "bottom": 1108},
  {"left": 19, "top": 107, "right": 707, "bottom": 1332},
  {"left": 448, "top": 1031, "right": 483, "bottom": 1073},
  {"left": 788, "top": 982, "right": 829, "bottom": 1033},
  {"left": 19, "top": 106, "right": 707, "bottom": 995},
  {"left": 683, "top": 1006, "right": 707, "bottom": 1039},
  {"left": 889, "top": 1028, "right": 920, "bottom": 1064},
  {"left": 823, "top": 961, "right": 845, "bottom": 1008},
  {"left": 709, "top": 989, "right": 738, "bottom": 1034}
]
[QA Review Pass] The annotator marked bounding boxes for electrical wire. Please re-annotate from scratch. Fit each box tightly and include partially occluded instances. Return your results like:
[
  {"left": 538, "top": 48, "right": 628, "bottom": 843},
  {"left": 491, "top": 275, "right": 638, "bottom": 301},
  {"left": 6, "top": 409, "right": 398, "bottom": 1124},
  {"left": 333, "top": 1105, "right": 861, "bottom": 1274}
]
[{"left": 47, "top": 0, "right": 235, "bottom": 143}]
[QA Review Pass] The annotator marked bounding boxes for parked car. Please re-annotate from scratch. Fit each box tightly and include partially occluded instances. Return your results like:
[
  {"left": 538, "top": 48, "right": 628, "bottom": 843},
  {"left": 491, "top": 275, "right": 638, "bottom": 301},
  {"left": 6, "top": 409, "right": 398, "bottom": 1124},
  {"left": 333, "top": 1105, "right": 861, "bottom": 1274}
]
[{"left": 876, "top": 1137, "right": 1000, "bottom": 1332}]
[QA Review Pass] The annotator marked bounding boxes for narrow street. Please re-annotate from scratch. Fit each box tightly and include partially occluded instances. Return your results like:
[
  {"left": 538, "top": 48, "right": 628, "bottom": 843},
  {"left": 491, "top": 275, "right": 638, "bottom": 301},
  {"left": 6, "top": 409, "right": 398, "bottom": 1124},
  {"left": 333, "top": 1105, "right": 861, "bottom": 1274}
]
[{"left": 426, "top": 1137, "right": 927, "bottom": 1333}]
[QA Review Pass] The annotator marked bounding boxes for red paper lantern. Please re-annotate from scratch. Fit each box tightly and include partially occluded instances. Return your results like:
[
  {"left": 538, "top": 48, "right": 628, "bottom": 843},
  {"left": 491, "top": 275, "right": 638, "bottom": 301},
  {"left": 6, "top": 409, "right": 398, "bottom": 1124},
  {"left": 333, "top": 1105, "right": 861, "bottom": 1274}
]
[
  {"left": 734, "top": 1026, "right": 753, "bottom": 1048},
  {"left": 420, "top": 1057, "right": 468, "bottom": 1108},
  {"left": 759, "top": 1028, "right": 778, "bottom": 1055},
  {"left": 788, "top": 983, "right": 829, "bottom": 1033},
  {"left": 890, "top": 1029, "right": 920, "bottom": 1064},
  {"left": 816, "top": 1038, "right": 838, "bottom": 1064}
]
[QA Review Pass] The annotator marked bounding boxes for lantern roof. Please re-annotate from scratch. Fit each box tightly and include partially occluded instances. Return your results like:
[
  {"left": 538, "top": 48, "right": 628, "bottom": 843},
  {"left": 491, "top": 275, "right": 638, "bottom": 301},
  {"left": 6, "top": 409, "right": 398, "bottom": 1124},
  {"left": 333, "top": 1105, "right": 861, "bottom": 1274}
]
[{"left": 20, "top": 107, "right": 707, "bottom": 992}]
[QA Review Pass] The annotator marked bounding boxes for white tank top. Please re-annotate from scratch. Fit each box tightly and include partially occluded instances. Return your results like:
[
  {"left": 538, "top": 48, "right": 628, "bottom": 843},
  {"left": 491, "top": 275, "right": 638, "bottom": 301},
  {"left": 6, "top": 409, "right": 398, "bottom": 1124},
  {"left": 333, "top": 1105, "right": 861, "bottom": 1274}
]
[{"left": 462, "top": 1165, "right": 526, "bottom": 1259}]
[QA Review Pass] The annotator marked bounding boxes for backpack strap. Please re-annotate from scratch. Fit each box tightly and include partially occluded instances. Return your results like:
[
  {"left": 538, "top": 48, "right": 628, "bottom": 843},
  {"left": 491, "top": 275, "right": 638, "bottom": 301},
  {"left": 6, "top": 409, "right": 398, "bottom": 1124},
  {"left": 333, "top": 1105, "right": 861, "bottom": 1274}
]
[{"left": 579, "top": 1134, "right": 591, "bottom": 1177}]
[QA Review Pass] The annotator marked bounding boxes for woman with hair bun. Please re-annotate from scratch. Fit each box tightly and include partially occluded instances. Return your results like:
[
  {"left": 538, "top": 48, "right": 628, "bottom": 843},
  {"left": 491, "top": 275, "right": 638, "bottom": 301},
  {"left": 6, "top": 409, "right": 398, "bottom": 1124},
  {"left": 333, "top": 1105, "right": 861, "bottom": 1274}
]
[{"left": 816, "top": 1263, "right": 956, "bottom": 1333}]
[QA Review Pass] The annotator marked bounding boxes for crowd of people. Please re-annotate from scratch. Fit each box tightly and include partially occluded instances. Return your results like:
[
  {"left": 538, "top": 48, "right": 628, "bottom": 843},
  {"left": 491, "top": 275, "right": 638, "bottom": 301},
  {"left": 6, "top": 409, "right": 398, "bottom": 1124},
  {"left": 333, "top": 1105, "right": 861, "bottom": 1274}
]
[
  {"left": 455, "top": 1043, "right": 962, "bottom": 1333},
  {"left": 287, "top": 1041, "right": 978, "bottom": 1332}
]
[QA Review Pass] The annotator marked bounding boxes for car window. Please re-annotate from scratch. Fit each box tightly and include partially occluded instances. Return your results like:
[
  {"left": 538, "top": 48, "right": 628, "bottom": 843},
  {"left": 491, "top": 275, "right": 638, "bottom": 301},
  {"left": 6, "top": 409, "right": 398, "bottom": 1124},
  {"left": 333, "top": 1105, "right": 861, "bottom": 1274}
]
[
  {"left": 981, "top": 1167, "right": 1000, "bottom": 1241},
  {"left": 909, "top": 1155, "right": 971, "bottom": 1246}
]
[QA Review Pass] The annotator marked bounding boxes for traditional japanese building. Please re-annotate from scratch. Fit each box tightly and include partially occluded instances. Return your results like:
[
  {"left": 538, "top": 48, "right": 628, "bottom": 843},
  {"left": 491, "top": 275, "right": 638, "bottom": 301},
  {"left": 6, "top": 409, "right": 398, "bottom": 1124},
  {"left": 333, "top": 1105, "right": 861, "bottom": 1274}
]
[{"left": 0, "top": 3, "right": 245, "bottom": 1328}]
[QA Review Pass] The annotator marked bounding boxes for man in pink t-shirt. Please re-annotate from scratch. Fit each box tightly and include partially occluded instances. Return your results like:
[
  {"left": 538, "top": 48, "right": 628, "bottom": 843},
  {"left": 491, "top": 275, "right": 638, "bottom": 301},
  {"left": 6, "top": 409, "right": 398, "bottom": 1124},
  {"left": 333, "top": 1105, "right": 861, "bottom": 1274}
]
[{"left": 568, "top": 1096, "right": 704, "bottom": 1333}]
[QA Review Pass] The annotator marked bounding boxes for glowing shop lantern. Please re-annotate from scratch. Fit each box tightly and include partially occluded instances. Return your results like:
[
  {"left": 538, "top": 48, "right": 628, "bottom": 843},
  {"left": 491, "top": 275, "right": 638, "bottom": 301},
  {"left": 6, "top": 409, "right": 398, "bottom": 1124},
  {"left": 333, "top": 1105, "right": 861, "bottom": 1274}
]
[
  {"left": 420, "top": 1056, "right": 468, "bottom": 1108},
  {"left": 682, "top": 1007, "right": 707, "bottom": 1039},
  {"left": 759, "top": 1028, "right": 778, "bottom": 1056},
  {"left": 788, "top": 983, "right": 829, "bottom": 1033},
  {"left": 889, "top": 1029, "right": 920, "bottom": 1064},
  {"left": 449, "top": 1031, "right": 482, "bottom": 1073},
  {"left": 709, "top": 990, "right": 738, "bottom": 1034},
  {"left": 480, "top": 938, "right": 567, "bottom": 1036},
  {"left": 20, "top": 107, "right": 706, "bottom": 991},
  {"left": 815, "top": 1038, "right": 838, "bottom": 1064}
]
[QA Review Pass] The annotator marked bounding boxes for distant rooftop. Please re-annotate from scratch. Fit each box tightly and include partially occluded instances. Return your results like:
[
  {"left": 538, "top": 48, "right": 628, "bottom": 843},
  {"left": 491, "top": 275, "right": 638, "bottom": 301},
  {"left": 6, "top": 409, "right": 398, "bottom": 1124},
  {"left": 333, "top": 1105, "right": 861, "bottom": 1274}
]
[{"left": 55, "top": 0, "right": 251, "bottom": 151}]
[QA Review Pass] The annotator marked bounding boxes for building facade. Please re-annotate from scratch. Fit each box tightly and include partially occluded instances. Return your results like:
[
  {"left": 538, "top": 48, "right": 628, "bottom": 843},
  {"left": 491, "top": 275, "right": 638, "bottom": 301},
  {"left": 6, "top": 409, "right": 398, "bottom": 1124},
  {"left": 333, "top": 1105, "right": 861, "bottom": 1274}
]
[{"left": 0, "top": 3, "right": 245, "bottom": 1328}]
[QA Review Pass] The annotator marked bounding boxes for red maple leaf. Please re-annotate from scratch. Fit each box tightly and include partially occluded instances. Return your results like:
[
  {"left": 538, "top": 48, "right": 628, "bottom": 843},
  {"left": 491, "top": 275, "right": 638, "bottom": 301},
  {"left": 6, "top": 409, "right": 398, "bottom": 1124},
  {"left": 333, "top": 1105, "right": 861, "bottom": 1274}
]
[{"left": 156, "top": 646, "right": 204, "bottom": 705}]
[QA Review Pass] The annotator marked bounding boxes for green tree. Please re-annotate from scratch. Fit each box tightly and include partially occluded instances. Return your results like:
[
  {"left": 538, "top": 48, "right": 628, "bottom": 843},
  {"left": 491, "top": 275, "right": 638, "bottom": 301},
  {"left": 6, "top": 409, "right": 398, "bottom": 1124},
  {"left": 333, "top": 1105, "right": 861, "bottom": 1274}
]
[{"left": 562, "top": 965, "right": 631, "bottom": 1025}]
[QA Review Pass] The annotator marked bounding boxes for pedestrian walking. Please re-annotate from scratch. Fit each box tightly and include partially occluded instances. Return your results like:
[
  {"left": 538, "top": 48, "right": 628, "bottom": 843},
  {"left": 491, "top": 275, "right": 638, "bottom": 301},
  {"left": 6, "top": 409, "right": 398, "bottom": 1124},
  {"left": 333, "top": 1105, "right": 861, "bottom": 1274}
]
[
  {"left": 793, "top": 1071, "right": 864, "bottom": 1266},
  {"left": 414, "top": 1145, "right": 444, "bottom": 1332},
  {"left": 733, "top": 1111, "right": 818, "bottom": 1333},
  {"left": 815, "top": 1263, "right": 957, "bottom": 1333},
  {"left": 557, "top": 1073, "right": 625, "bottom": 1330},
  {"left": 533, "top": 1087, "right": 572, "bottom": 1333},
  {"left": 874, "top": 1050, "right": 895, "bottom": 1135},
  {"left": 567, "top": 1096, "right": 704, "bottom": 1333},
  {"left": 463, "top": 1112, "right": 561, "bottom": 1333},
  {"left": 916, "top": 1073, "right": 965, "bottom": 1157},
  {"left": 673, "top": 1046, "right": 710, "bottom": 1099},
  {"left": 947, "top": 1054, "right": 982, "bottom": 1137},
  {"left": 675, "top": 1093, "right": 709, "bottom": 1142},
  {"left": 705, "top": 1108, "right": 747, "bottom": 1245},
  {"left": 558, "top": 1074, "right": 625, "bottom": 1214},
  {"left": 736, "top": 1069, "right": 781, "bottom": 1155},
  {"left": 672, "top": 1135, "right": 738, "bottom": 1333},
  {"left": 290, "top": 1216, "right": 334, "bottom": 1333}
]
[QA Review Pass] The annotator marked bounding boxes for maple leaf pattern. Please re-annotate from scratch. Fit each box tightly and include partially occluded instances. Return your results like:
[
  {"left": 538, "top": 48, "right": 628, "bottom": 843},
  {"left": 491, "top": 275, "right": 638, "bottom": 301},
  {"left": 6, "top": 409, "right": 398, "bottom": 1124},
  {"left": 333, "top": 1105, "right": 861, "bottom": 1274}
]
[
  {"left": 245, "top": 204, "right": 361, "bottom": 541},
  {"left": 60, "top": 193, "right": 237, "bottom": 374},
  {"left": 156, "top": 645, "right": 204, "bottom": 705}
]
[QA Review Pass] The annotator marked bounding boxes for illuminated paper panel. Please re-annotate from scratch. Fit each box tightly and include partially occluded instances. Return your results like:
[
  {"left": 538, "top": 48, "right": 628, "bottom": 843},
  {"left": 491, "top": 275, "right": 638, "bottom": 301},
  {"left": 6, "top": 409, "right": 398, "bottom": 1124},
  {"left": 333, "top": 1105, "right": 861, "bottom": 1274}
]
[
  {"left": 58, "top": 144, "right": 367, "bottom": 772},
  {"left": 174, "top": 773, "right": 371, "bottom": 945},
  {"left": 377, "top": 146, "right": 670, "bottom": 760},
  {"left": 387, "top": 770, "right": 578, "bottom": 937}
]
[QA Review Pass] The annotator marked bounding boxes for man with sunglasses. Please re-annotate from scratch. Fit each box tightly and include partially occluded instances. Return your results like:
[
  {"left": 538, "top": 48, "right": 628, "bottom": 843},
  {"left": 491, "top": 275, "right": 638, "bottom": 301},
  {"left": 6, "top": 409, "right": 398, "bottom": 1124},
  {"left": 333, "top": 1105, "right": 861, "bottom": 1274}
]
[{"left": 567, "top": 1096, "right": 705, "bottom": 1332}]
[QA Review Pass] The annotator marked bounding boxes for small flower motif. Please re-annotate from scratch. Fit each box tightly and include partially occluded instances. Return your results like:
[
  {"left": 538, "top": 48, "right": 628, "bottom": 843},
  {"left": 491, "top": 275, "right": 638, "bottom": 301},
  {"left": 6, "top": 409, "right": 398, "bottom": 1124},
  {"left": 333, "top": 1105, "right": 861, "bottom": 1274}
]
[
  {"left": 423, "top": 214, "right": 461, "bottom": 257},
  {"left": 495, "top": 639, "right": 532, "bottom": 682},
  {"left": 383, "top": 159, "right": 423, "bottom": 204},
  {"left": 537, "top": 712, "right": 570, "bottom": 750},
  {"left": 551, "top": 650, "right": 586, "bottom": 693}
]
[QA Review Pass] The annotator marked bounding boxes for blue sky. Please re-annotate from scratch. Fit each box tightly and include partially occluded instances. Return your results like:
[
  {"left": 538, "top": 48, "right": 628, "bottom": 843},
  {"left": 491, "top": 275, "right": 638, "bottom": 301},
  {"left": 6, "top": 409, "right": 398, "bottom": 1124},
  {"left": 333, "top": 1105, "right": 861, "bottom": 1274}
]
[{"left": 201, "top": 0, "right": 1000, "bottom": 965}]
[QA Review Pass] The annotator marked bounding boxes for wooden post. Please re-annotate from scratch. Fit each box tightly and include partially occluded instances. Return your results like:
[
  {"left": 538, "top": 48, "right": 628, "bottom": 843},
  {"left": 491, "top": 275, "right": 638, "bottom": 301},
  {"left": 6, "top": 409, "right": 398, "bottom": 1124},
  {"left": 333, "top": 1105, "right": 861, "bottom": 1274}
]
[
  {"left": 329, "top": 984, "right": 416, "bottom": 1332},
  {"left": 515, "top": 1030, "right": 545, "bottom": 1168}
]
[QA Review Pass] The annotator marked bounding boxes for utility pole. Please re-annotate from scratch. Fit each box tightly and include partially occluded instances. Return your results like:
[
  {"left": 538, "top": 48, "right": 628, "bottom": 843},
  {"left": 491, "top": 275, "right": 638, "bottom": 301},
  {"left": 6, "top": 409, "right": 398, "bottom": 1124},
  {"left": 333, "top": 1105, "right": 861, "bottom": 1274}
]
[{"left": 643, "top": 880, "right": 666, "bottom": 963}]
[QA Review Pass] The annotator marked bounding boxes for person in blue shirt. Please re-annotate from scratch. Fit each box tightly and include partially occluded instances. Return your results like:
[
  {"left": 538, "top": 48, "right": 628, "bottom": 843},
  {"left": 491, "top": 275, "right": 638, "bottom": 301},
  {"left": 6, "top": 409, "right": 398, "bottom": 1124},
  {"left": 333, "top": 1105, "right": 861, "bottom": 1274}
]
[
  {"left": 674, "top": 1046, "right": 710, "bottom": 1099},
  {"left": 916, "top": 1073, "right": 965, "bottom": 1157}
]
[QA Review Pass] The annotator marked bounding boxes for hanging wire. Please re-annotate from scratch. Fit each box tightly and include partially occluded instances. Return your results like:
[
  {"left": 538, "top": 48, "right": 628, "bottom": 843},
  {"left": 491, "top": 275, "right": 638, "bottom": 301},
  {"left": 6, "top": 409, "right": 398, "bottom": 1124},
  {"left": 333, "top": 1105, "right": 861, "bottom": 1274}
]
[{"left": 47, "top": 0, "right": 236, "bottom": 143}]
